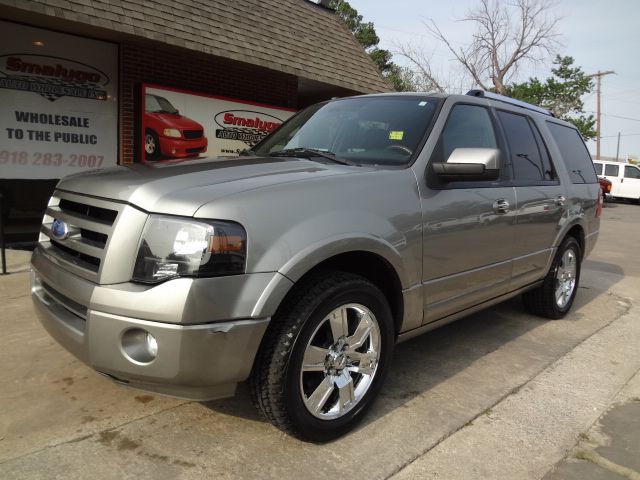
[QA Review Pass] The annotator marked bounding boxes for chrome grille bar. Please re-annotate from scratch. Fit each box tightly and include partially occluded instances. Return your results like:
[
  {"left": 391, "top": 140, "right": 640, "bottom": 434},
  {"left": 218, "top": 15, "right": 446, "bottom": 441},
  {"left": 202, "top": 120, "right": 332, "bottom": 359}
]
[{"left": 39, "top": 191, "right": 124, "bottom": 282}]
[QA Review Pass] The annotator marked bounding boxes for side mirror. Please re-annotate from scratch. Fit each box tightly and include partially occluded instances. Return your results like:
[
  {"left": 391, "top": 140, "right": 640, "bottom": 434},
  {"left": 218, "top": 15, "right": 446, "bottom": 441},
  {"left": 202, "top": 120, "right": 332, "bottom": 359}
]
[{"left": 432, "top": 148, "right": 500, "bottom": 181}]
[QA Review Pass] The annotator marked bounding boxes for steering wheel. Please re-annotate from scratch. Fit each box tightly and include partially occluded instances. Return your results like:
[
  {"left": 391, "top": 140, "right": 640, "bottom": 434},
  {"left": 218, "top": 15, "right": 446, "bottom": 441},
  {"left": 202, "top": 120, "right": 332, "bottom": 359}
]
[{"left": 385, "top": 144, "right": 413, "bottom": 155}]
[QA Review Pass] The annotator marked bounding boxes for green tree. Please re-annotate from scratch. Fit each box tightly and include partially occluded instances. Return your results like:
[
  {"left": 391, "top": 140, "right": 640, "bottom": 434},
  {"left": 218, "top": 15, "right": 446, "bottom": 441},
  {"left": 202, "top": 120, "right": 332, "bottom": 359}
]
[
  {"left": 329, "top": 0, "right": 414, "bottom": 91},
  {"left": 506, "top": 56, "right": 596, "bottom": 139}
]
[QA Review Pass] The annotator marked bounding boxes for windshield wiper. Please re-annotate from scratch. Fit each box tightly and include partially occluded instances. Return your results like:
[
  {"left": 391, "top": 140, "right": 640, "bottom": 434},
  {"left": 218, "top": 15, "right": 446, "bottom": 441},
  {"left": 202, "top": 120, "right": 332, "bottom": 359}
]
[{"left": 269, "top": 148, "right": 356, "bottom": 166}]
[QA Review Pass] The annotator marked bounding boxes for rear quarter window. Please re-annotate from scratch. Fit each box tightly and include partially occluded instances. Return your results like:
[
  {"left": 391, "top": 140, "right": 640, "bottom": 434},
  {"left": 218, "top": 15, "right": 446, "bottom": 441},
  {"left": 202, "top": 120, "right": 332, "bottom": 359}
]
[
  {"left": 546, "top": 122, "right": 598, "bottom": 184},
  {"left": 605, "top": 164, "right": 619, "bottom": 177},
  {"left": 593, "top": 162, "right": 603, "bottom": 175}
]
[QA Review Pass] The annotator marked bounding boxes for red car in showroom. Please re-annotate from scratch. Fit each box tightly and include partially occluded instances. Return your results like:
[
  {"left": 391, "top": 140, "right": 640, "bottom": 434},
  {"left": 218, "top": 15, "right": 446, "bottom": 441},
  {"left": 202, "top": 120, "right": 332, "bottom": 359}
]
[{"left": 144, "top": 94, "right": 208, "bottom": 160}]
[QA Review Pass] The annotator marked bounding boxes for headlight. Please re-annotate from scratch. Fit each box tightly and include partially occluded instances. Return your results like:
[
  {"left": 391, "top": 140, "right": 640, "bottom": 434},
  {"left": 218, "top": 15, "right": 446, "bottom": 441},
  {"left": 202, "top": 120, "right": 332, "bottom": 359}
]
[
  {"left": 132, "top": 215, "right": 246, "bottom": 283},
  {"left": 163, "top": 128, "right": 182, "bottom": 138}
]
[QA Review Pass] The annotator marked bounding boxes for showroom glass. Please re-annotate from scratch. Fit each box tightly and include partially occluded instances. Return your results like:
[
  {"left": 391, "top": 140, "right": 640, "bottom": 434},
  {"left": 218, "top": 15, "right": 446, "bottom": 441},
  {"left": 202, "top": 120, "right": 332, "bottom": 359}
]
[
  {"left": 146, "top": 94, "right": 179, "bottom": 114},
  {"left": 252, "top": 97, "right": 440, "bottom": 165}
]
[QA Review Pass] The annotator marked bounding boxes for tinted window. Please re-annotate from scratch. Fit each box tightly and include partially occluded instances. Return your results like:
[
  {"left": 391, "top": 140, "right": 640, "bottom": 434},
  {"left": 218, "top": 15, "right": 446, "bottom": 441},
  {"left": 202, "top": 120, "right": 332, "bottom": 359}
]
[
  {"left": 624, "top": 165, "right": 640, "bottom": 179},
  {"left": 435, "top": 105, "right": 497, "bottom": 162},
  {"left": 498, "top": 111, "right": 553, "bottom": 182},
  {"left": 593, "top": 162, "right": 603, "bottom": 175},
  {"left": 605, "top": 164, "right": 619, "bottom": 177},
  {"left": 547, "top": 122, "right": 598, "bottom": 183}
]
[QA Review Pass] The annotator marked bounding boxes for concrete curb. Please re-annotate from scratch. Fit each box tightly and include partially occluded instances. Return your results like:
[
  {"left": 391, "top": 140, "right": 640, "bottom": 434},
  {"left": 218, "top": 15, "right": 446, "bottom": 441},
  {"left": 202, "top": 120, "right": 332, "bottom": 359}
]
[{"left": 392, "top": 299, "right": 640, "bottom": 480}]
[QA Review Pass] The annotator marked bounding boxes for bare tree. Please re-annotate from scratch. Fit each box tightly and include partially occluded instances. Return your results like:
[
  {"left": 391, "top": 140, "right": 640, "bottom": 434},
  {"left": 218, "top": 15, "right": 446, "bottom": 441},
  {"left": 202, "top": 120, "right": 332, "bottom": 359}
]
[{"left": 397, "top": 0, "right": 562, "bottom": 94}]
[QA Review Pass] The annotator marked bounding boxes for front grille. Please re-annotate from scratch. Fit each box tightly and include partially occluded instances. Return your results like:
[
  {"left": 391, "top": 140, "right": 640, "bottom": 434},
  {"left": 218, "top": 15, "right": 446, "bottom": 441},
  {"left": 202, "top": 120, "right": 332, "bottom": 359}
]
[
  {"left": 59, "top": 198, "right": 118, "bottom": 224},
  {"left": 51, "top": 239, "right": 101, "bottom": 271},
  {"left": 183, "top": 129, "right": 203, "bottom": 139},
  {"left": 39, "top": 192, "right": 124, "bottom": 281},
  {"left": 186, "top": 147, "right": 206, "bottom": 153}
]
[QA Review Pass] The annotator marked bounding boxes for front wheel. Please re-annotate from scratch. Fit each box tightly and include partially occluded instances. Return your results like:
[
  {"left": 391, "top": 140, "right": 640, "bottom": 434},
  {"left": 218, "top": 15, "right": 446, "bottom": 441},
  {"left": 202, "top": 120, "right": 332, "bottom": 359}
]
[
  {"left": 144, "top": 130, "right": 160, "bottom": 160},
  {"left": 523, "top": 236, "right": 582, "bottom": 319},
  {"left": 250, "top": 271, "right": 394, "bottom": 442}
]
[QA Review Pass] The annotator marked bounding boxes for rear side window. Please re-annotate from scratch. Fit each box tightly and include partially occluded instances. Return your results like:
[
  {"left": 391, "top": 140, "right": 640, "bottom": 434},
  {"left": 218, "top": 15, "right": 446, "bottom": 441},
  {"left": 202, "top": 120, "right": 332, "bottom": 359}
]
[
  {"left": 625, "top": 165, "right": 640, "bottom": 179},
  {"left": 547, "top": 122, "right": 598, "bottom": 183},
  {"left": 498, "top": 111, "right": 554, "bottom": 182},
  {"left": 593, "top": 163, "right": 603, "bottom": 175},
  {"left": 605, "top": 164, "right": 619, "bottom": 177}
]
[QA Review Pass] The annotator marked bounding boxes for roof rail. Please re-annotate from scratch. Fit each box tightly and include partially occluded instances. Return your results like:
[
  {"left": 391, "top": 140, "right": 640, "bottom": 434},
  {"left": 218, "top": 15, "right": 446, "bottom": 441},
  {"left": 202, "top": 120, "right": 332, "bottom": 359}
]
[{"left": 466, "top": 89, "right": 554, "bottom": 117}]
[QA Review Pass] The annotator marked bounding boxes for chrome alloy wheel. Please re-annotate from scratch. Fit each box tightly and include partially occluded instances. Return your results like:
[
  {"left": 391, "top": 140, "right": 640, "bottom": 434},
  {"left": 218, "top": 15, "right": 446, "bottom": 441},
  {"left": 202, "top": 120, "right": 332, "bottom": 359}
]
[
  {"left": 145, "top": 133, "right": 156, "bottom": 155},
  {"left": 555, "top": 249, "right": 577, "bottom": 309},
  {"left": 299, "top": 303, "right": 381, "bottom": 420}
]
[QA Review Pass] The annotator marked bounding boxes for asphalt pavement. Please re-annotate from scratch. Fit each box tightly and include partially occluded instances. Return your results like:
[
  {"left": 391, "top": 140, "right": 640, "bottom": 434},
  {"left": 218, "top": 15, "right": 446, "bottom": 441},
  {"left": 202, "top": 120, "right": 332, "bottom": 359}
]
[{"left": 0, "top": 201, "right": 639, "bottom": 480}]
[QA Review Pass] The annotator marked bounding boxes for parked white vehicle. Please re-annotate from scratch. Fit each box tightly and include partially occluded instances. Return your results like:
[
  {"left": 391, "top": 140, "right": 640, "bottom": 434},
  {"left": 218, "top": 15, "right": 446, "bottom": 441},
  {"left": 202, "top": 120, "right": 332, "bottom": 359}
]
[{"left": 593, "top": 160, "right": 640, "bottom": 202}]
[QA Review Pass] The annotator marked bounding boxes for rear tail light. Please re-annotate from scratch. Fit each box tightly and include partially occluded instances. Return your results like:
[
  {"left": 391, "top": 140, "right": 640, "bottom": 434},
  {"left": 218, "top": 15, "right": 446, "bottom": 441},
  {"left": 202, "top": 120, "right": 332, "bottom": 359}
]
[{"left": 596, "top": 188, "right": 603, "bottom": 218}]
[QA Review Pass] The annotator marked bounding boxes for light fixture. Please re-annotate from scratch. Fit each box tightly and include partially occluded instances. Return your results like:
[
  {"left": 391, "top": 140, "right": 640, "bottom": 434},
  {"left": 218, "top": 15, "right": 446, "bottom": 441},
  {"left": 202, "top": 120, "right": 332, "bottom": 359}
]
[{"left": 33, "top": 40, "right": 45, "bottom": 47}]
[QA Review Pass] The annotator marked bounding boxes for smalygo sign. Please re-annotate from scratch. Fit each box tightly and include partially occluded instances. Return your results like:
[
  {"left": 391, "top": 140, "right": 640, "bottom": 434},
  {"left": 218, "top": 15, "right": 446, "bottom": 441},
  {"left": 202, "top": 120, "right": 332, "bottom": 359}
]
[
  {"left": 214, "top": 110, "right": 284, "bottom": 147},
  {"left": 0, "top": 54, "right": 110, "bottom": 102},
  {"left": 0, "top": 21, "right": 117, "bottom": 179}
]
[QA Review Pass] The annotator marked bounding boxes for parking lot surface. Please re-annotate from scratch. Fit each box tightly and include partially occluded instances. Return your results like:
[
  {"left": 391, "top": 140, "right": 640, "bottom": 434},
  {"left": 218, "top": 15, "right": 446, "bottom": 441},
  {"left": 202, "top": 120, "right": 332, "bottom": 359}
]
[{"left": 1, "top": 201, "right": 639, "bottom": 479}]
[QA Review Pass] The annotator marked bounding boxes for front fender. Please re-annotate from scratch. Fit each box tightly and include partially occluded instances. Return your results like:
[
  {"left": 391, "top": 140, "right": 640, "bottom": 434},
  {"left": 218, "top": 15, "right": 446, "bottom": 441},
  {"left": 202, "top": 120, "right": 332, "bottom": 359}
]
[{"left": 278, "top": 233, "right": 412, "bottom": 287}]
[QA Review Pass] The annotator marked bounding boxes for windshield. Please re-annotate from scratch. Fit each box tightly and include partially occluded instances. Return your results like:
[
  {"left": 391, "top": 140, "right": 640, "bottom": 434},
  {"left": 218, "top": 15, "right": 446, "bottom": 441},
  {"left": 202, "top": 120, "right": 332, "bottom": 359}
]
[
  {"left": 146, "top": 94, "right": 179, "bottom": 114},
  {"left": 251, "top": 96, "right": 440, "bottom": 165}
]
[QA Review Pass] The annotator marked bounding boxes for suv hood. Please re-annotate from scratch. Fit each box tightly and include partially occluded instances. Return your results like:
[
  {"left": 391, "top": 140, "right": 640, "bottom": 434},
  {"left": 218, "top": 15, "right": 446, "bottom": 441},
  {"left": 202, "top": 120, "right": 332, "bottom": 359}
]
[{"left": 57, "top": 156, "right": 363, "bottom": 216}]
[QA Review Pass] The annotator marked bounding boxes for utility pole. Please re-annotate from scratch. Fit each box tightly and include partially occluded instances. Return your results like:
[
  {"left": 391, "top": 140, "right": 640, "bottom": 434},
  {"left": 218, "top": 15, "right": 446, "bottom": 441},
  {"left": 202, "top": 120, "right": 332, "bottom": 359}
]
[
  {"left": 588, "top": 70, "right": 615, "bottom": 159},
  {"left": 616, "top": 132, "right": 621, "bottom": 161}
]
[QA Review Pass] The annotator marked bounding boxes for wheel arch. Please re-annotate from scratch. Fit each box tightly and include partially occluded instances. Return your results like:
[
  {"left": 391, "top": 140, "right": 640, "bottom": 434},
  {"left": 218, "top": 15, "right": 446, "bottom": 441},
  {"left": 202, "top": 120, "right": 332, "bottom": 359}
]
[{"left": 254, "top": 247, "right": 408, "bottom": 339}]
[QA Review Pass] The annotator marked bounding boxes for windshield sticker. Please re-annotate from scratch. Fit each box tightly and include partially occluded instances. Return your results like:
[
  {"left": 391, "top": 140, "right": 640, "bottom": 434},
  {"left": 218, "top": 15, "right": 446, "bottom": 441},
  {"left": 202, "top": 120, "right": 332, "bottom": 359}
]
[
  {"left": 418, "top": 101, "right": 428, "bottom": 106},
  {"left": 389, "top": 131, "right": 404, "bottom": 140}
]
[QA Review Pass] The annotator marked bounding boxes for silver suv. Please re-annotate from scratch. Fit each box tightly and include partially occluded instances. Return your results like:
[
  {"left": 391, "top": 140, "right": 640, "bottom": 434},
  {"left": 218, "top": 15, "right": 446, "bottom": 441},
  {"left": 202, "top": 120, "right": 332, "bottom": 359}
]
[{"left": 31, "top": 91, "right": 601, "bottom": 441}]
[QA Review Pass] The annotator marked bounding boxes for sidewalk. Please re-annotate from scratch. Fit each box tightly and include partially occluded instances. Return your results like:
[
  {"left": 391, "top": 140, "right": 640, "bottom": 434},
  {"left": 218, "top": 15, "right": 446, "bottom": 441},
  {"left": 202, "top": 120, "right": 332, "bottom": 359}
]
[
  {"left": 544, "top": 369, "right": 640, "bottom": 480},
  {"left": 0, "top": 248, "right": 32, "bottom": 275},
  {"left": 391, "top": 287, "right": 640, "bottom": 479}
]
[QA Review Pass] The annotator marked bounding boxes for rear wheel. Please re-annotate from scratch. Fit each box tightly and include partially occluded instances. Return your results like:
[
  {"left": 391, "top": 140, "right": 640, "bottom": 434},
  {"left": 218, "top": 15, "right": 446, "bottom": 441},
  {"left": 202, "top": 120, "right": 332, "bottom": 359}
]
[
  {"left": 523, "top": 236, "right": 581, "bottom": 319},
  {"left": 250, "top": 271, "right": 394, "bottom": 442}
]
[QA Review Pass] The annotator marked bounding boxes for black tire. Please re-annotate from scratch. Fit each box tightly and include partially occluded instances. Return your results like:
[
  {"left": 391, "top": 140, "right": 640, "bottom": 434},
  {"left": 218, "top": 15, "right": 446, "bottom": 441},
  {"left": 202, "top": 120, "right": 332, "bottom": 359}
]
[
  {"left": 144, "top": 129, "right": 160, "bottom": 161},
  {"left": 523, "top": 236, "right": 582, "bottom": 319},
  {"left": 250, "top": 270, "right": 394, "bottom": 442}
]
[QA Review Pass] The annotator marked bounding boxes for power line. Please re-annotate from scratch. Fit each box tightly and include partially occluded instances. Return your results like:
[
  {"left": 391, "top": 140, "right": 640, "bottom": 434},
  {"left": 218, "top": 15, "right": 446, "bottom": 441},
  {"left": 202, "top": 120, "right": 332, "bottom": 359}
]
[
  {"left": 603, "top": 114, "right": 640, "bottom": 123},
  {"left": 587, "top": 112, "right": 640, "bottom": 123}
]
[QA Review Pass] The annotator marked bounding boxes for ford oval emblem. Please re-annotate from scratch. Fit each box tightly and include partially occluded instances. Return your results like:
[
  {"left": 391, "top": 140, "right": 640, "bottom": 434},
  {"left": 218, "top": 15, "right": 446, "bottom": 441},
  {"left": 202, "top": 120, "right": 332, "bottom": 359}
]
[{"left": 51, "top": 219, "right": 69, "bottom": 240}]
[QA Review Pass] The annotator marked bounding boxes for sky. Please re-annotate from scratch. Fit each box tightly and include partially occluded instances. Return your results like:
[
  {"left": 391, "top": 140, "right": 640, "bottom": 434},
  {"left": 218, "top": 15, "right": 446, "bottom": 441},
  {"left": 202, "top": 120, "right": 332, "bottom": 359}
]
[{"left": 348, "top": 0, "right": 640, "bottom": 159}]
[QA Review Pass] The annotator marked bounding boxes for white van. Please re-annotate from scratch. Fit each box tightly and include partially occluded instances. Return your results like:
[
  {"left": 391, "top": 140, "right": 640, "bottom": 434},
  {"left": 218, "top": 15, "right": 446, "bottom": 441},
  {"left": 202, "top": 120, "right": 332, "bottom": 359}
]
[{"left": 593, "top": 160, "right": 640, "bottom": 202}]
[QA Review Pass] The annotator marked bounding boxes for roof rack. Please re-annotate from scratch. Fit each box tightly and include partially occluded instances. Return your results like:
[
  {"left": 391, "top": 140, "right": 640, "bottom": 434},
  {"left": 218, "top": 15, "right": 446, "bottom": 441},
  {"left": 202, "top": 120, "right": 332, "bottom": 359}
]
[{"left": 466, "top": 89, "right": 554, "bottom": 117}]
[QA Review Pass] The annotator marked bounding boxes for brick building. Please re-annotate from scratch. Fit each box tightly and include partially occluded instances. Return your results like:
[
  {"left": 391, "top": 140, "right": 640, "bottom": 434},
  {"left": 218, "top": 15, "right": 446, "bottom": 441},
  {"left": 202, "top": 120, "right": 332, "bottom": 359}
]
[{"left": 0, "top": 0, "right": 389, "bottom": 245}]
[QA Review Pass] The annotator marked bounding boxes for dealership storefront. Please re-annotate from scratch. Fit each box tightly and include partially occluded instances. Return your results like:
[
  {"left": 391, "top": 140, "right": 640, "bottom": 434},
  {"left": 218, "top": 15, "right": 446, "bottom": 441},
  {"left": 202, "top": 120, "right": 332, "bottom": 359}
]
[{"left": 0, "top": 0, "right": 389, "bottom": 246}]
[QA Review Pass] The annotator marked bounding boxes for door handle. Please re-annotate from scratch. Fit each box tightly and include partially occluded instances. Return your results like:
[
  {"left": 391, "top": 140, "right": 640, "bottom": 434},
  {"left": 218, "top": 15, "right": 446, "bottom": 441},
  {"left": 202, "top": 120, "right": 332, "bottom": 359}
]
[
  {"left": 555, "top": 195, "right": 566, "bottom": 206},
  {"left": 493, "top": 198, "right": 510, "bottom": 214}
]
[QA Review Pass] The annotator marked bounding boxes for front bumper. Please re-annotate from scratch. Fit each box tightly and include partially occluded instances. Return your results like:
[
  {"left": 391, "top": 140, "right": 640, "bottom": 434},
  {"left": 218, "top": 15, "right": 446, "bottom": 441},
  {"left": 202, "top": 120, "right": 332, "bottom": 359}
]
[
  {"left": 158, "top": 136, "right": 208, "bottom": 157},
  {"left": 30, "top": 248, "right": 278, "bottom": 401}
]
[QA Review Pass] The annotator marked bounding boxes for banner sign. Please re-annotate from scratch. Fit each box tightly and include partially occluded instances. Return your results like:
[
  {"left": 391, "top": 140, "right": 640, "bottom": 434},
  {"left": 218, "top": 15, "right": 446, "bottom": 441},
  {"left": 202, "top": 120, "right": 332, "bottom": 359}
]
[
  {"left": 142, "top": 85, "right": 295, "bottom": 161},
  {"left": 0, "top": 21, "right": 118, "bottom": 179}
]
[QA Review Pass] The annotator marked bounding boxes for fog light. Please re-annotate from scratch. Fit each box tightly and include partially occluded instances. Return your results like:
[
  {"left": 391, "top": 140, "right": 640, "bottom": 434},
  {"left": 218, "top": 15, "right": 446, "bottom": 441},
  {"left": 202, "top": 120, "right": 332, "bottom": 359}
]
[
  {"left": 146, "top": 332, "right": 158, "bottom": 357},
  {"left": 121, "top": 328, "right": 158, "bottom": 364}
]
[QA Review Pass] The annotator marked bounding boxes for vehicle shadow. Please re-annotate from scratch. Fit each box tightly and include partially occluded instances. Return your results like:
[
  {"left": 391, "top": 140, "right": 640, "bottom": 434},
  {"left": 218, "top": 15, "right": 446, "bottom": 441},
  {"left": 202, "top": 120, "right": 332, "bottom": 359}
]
[{"left": 201, "top": 260, "right": 624, "bottom": 432}]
